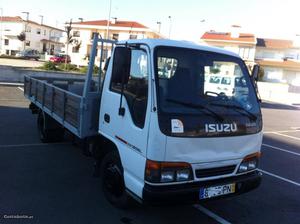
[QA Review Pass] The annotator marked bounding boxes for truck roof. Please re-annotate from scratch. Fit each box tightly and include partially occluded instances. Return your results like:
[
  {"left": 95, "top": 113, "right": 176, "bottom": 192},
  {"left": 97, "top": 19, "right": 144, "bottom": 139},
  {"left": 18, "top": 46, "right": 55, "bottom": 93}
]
[{"left": 117, "top": 39, "right": 241, "bottom": 58}]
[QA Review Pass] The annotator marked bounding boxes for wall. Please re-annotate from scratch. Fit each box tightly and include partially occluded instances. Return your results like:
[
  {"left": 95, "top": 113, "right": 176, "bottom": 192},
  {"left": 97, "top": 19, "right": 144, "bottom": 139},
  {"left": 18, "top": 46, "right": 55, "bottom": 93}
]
[
  {"left": 1, "top": 22, "right": 24, "bottom": 54},
  {"left": 0, "top": 65, "right": 85, "bottom": 83},
  {"left": 1, "top": 21, "right": 63, "bottom": 55},
  {"left": 257, "top": 81, "right": 300, "bottom": 105}
]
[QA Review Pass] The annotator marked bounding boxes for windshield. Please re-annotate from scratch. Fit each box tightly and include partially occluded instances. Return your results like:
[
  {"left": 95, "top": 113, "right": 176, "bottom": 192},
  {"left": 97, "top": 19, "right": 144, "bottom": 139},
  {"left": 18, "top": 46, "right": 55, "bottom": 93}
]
[{"left": 155, "top": 46, "right": 260, "bottom": 116}]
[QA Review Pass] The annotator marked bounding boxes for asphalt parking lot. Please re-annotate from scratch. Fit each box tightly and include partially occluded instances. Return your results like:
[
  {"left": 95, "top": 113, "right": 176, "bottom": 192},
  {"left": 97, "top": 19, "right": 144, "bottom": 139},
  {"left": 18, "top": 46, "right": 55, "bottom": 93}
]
[{"left": 0, "top": 86, "right": 299, "bottom": 224}]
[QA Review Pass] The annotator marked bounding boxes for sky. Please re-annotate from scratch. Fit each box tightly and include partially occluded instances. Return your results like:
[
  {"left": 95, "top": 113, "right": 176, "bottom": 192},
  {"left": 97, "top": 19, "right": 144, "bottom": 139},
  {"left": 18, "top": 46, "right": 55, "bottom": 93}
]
[{"left": 1, "top": 0, "right": 300, "bottom": 41}]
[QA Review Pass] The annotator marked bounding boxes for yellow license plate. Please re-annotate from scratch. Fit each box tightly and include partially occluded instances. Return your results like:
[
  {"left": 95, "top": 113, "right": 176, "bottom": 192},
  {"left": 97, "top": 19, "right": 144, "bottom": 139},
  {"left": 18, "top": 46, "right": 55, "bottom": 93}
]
[{"left": 200, "top": 183, "right": 235, "bottom": 199}]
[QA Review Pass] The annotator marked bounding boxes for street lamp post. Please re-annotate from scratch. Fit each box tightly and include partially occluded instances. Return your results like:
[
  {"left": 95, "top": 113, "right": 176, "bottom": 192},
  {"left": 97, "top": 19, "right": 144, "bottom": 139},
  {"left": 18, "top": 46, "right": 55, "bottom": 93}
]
[
  {"left": 168, "top": 16, "right": 172, "bottom": 39},
  {"left": 106, "top": 0, "right": 112, "bottom": 39},
  {"left": 157, "top": 21, "right": 161, "bottom": 34}
]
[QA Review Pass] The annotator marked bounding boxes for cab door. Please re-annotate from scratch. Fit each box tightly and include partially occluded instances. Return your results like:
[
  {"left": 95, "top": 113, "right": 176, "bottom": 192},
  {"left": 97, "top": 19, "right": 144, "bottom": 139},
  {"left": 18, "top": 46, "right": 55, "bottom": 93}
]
[{"left": 99, "top": 45, "right": 151, "bottom": 197}]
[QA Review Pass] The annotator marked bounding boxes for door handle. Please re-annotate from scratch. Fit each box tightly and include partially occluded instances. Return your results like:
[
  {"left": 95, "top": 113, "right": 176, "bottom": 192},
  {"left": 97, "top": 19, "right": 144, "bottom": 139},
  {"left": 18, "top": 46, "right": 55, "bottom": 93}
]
[{"left": 104, "top": 113, "right": 110, "bottom": 123}]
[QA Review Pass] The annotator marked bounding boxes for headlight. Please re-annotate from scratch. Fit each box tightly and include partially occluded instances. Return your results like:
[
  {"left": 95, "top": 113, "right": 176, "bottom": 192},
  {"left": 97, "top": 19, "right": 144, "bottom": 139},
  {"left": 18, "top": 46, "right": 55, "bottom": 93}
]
[
  {"left": 145, "top": 160, "right": 193, "bottom": 183},
  {"left": 238, "top": 152, "right": 261, "bottom": 173}
]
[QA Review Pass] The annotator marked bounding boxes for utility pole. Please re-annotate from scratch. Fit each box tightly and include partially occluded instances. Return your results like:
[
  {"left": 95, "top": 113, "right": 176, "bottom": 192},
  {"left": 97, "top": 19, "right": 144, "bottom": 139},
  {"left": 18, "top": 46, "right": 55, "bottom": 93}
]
[
  {"left": 65, "top": 19, "right": 72, "bottom": 69},
  {"left": 22, "top": 11, "right": 29, "bottom": 50}
]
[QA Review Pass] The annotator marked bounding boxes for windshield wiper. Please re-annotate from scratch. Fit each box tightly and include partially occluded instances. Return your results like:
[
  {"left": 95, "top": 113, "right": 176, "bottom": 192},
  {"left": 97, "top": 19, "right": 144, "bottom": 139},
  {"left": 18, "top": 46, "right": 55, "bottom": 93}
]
[
  {"left": 209, "top": 102, "right": 257, "bottom": 121},
  {"left": 166, "top": 99, "right": 224, "bottom": 122}
]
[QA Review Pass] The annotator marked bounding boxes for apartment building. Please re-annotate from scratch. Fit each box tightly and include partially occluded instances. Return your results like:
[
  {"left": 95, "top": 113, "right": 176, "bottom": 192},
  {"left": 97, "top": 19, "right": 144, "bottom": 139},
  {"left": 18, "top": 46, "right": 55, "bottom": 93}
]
[
  {"left": 255, "top": 38, "right": 300, "bottom": 85},
  {"left": 66, "top": 19, "right": 162, "bottom": 66},
  {"left": 0, "top": 16, "right": 64, "bottom": 56},
  {"left": 201, "top": 26, "right": 257, "bottom": 68}
]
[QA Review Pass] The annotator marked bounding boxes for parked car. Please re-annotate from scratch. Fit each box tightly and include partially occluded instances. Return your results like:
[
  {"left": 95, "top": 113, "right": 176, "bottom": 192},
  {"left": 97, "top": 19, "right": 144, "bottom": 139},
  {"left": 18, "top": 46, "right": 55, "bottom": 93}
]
[
  {"left": 49, "top": 54, "right": 71, "bottom": 63},
  {"left": 16, "top": 49, "right": 40, "bottom": 61}
]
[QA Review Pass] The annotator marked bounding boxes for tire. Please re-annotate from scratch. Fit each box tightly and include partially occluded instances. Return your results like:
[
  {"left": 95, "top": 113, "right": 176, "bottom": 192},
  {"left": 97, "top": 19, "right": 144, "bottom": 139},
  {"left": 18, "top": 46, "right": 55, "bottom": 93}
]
[
  {"left": 37, "top": 111, "right": 64, "bottom": 143},
  {"left": 100, "top": 150, "right": 132, "bottom": 209}
]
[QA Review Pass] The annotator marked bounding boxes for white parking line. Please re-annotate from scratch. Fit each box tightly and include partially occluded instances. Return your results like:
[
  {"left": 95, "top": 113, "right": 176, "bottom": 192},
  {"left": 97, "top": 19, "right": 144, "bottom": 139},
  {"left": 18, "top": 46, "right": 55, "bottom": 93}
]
[
  {"left": 0, "top": 82, "right": 24, "bottom": 86},
  {"left": 0, "top": 142, "right": 70, "bottom": 148},
  {"left": 264, "top": 130, "right": 300, "bottom": 134},
  {"left": 258, "top": 169, "right": 300, "bottom": 187},
  {"left": 194, "top": 204, "right": 231, "bottom": 224},
  {"left": 262, "top": 144, "right": 300, "bottom": 157},
  {"left": 17, "top": 87, "right": 24, "bottom": 92},
  {"left": 271, "top": 132, "right": 300, "bottom": 141}
]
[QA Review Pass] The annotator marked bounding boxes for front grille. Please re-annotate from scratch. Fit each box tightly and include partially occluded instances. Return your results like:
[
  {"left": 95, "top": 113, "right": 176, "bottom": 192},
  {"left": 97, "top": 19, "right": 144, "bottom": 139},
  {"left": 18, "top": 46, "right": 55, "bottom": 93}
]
[{"left": 195, "top": 165, "right": 236, "bottom": 178}]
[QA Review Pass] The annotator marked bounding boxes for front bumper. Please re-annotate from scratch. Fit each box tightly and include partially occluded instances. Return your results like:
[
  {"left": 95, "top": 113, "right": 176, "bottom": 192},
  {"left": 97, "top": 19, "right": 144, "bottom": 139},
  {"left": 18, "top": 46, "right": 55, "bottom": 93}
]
[{"left": 143, "top": 170, "right": 262, "bottom": 204}]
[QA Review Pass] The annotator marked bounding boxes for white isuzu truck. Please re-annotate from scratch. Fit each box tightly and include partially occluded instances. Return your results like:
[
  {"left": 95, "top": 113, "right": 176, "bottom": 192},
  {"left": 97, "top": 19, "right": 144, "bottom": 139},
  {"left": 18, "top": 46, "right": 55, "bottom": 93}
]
[{"left": 24, "top": 34, "right": 262, "bottom": 208}]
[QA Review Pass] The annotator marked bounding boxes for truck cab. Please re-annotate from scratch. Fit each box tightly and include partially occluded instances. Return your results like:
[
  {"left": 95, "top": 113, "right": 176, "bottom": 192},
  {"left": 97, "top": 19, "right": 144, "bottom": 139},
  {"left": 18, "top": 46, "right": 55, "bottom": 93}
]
[{"left": 98, "top": 39, "right": 262, "bottom": 206}]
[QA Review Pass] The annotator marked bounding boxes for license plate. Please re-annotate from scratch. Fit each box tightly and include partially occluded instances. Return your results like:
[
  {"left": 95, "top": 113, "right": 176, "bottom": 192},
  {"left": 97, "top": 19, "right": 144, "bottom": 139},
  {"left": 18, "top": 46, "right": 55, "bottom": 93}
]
[{"left": 200, "top": 183, "right": 235, "bottom": 199}]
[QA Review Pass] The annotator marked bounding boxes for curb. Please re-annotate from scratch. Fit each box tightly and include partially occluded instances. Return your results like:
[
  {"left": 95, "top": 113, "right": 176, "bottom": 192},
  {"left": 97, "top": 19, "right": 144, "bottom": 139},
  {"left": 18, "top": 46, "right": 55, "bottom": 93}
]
[{"left": 0, "top": 82, "right": 24, "bottom": 87}]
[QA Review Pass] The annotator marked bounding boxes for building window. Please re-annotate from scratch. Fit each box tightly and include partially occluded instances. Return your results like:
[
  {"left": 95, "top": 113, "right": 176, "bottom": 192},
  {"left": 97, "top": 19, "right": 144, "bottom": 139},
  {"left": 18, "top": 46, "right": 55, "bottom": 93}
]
[
  {"left": 112, "top": 33, "right": 119, "bottom": 40},
  {"left": 25, "top": 26, "right": 31, "bottom": 32},
  {"left": 44, "top": 30, "right": 47, "bottom": 36},
  {"left": 73, "top": 31, "right": 80, "bottom": 37},
  {"left": 6, "top": 50, "right": 9, "bottom": 55},
  {"left": 129, "top": 34, "right": 137, "bottom": 39},
  {"left": 25, "top": 41, "right": 30, "bottom": 46},
  {"left": 239, "top": 47, "right": 251, "bottom": 60},
  {"left": 37, "top": 29, "right": 41, "bottom": 35},
  {"left": 4, "top": 39, "right": 9, "bottom": 46}
]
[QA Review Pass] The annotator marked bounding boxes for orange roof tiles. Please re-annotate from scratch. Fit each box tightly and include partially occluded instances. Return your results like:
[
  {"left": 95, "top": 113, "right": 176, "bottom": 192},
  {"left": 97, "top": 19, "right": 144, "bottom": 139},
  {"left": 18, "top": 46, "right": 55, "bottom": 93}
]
[
  {"left": 201, "top": 32, "right": 256, "bottom": 43},
  {"left": 73, "top": 20, "right": 148, "bottom": 29},
  {"left": 1, "top": 16, "right": 63, "bottom": 31},
  {"left": 1, "top": 16, "right": 23, "bottom": 22},
  {"left": 256, "top": 38, "right": 294, "bottom": 49}
]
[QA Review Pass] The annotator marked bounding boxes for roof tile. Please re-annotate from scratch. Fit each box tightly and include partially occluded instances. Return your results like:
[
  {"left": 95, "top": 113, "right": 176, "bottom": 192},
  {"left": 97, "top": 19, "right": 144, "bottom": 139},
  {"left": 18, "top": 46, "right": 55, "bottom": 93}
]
[
  {"left": 201, "top": 32, "right": 256, "bottom": 43},
  {"left": 73, "top": 20, "right": 148, "bottom": 29}
]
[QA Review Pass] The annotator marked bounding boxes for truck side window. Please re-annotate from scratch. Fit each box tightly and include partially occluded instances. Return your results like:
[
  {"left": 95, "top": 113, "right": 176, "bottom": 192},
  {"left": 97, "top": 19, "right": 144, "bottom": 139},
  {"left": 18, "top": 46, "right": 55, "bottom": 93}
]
[{"left": 111, "top": 49, "right": 148, "bottom": 129}]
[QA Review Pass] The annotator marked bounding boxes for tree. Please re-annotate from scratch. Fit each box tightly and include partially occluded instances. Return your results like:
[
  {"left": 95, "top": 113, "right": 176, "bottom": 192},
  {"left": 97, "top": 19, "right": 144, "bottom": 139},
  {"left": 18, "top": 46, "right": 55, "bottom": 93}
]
[
  {"left": 258, "top": 66, "right": 265, "bottom": 81},
  {"left": 73, "top": 40, "right": 82, "bottom": 53},
  {"left": 64, "top": 19, "right": 74, "bottom": 69},
  {"left": 17, "top": 32, "right": 26, "bottom": 50}
]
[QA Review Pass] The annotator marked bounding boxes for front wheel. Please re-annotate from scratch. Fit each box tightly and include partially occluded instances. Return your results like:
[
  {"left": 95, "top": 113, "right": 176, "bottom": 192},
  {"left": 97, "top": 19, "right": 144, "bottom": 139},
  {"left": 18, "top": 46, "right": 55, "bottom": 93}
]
[{"left": 100, "top": 150, "right": 132, "bottom": 209}]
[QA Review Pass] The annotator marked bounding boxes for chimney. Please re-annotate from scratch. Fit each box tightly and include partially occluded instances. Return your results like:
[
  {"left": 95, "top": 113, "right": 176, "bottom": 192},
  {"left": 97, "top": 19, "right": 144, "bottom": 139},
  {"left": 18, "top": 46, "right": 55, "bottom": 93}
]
[
  {"left": 231, "top": 25, "right": 241, "bottom": 38},
  {"left": 112, "top": 17, "right": 117, "bottom": 25},
  {"left": 294, "top": 34, "right": 300, "bottom": 48}
]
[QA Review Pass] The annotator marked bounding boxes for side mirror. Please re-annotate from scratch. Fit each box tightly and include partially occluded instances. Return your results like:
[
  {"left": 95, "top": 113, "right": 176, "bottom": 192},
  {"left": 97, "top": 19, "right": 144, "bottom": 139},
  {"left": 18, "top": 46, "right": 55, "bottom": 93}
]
[
  {"left": 251, "top": 64, "right": 260, "bottom": 82},
  {"left": 111, "top": 47, "right": 131, "bottom": 84},
  {"left": 103, "top": 57, "right": 111, "bottom": 71}
]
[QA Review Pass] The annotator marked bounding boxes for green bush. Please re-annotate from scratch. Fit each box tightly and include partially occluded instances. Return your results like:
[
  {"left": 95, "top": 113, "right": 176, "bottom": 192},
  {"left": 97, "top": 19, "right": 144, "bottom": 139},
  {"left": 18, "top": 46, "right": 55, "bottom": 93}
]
[
  {"left": 57, "top": 63, "right": 79, "bottom": 72},
  {"left": 40, "top": 61, "right": 59, "bottom": 71},
  {"left": 80, "top": 65, "right": 100, "bottom": 75}
]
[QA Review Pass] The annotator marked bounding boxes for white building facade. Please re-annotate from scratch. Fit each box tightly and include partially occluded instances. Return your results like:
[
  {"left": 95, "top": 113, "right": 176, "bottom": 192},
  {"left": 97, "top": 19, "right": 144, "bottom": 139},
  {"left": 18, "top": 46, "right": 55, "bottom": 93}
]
[
  {"left": 201, "top": 26, "right": 257, "bottom": 68},
  {"left": 255, "top": 38, "right": 300, "bottom": 86},
  {"left": 65, "top": 19, "right": 161, "bottom": 66},
  {"left": 0, "top": 16, "right": 64, "bottom": 56}
]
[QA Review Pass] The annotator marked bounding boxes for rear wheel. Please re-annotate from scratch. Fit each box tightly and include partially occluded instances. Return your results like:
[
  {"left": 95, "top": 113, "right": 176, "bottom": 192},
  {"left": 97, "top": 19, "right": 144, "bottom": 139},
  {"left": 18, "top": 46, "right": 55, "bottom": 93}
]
[
  {"left": 100, "top": 150, "right": 132, "bottom": 209},
  {"left": 37, "top": 111, "right": 64, "bottom": 143}
]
